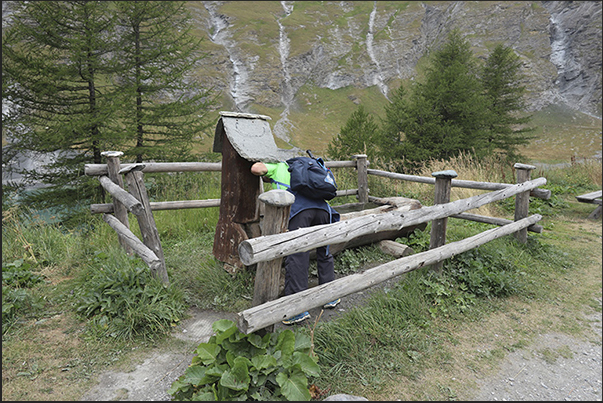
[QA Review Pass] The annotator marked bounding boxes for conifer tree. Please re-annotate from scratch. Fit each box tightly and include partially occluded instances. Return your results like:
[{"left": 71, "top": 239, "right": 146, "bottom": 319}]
[
  {"left": 2, "top": 1, "right": 123, "bottom": 214},
  {"left": 327, "top": 105, "right": 379, "bottom": 161},
  {"left": 481, "top": 44, "right": 534, "bottom": 160},
  {"left": 397, "top": 30, "right": 491, "bottom": 169},
  {"left": 113, "top": 1, "right": 216, "bottom": 163},
  {"left": 377, "top": 84, "right": 408, "bottom": 161},
  {"left": 2, "top": 1, "right": 217, "bottom": 221}
]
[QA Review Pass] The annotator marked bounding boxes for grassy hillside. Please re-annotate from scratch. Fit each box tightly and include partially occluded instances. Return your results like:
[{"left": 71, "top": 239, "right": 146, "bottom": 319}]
[{"left": 519, "top": 104, "right": 603, "bottom": 164}]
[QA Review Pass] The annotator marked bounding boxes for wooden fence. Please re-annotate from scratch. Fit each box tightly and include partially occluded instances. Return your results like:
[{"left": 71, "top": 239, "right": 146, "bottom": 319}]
[{"left": 86, "top": 152, "right": 550, "bottom": 332}]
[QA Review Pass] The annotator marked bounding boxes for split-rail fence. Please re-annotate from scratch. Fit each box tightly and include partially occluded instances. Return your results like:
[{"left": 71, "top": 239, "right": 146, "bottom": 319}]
[{"left": 85, "top": 152, "right": 550, "bottom": 333}]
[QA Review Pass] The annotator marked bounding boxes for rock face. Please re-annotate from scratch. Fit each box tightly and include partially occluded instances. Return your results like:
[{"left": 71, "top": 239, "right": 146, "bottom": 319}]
[{"left": 189, "top": 1, "right": 601, "bottom": 142}]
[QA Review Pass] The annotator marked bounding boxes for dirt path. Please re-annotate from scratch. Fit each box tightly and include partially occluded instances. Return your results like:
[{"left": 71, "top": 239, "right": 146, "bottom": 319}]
[
  {"left": 81, "top": 293, "right": 602, "bottom": 402},
  {"left": 471, "top": 306, "right": 602, "bottom": 401}
]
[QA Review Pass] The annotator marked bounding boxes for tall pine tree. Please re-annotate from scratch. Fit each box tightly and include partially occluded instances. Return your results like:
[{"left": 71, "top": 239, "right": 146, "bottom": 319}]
[
  {"left": 377, "top": 84, "right": 408, "bottom": 161},
  {"left": 2, "top": 1, "right": 123, "bottom": 214},
  {"left": 3, "top": 1, "right": 217, "bottom": 220},
  {"left": 481, "top": 44, "right": 534, "bottom": 160},
  {"left": 113, "top": 1, "right": 216, "bottom": 163},
  {"left": 399, "top": 30, "right": 491, "bottom": 169}
]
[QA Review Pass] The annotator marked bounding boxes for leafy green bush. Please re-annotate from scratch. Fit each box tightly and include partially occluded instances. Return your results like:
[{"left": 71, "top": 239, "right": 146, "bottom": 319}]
[
  {"left": 420, "top": 243, "right": 525, "bottom": 317},
  {"left": 401, "top": 226, "right": 431, "bottom": 253},
  {"left": 168, "top": 319, "right": 320, "bottom": 401},
  {"left": 497, "top": 189, "right": 569, "bottom": 217},
  {"left": 2, "top": 258, "right": 44, "bottom": 288},
  {"left": 2, "top": 259, "right": 45, "bottom": 332},
  {"left": 73, "top": 264, "right": 185, "bottom": 340},
  {"left": 447, "top": 248, "right": 523, "bottom": 298}
]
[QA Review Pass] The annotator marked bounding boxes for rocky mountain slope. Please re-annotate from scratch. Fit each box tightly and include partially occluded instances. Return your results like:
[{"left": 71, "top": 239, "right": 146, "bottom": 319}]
[
  {"left": 3, "top": 1, "right": 600, "bottom": 156},
  {"left": 188, "top": 1, "right": 601, "bottom": 152}
]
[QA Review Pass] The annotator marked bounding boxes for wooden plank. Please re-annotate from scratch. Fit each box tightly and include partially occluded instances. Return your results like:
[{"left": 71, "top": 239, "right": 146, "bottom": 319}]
[
  {"left": 325, "top": 160, "right": 357, "bottom": 168},
  {"left": 237, "top": 214, "right": 542, "bottom": 333},
  {"left": 238, "top": 177, "right": 547, "bottom": 266},
  {"left": 588, "top": 205, "right": 602, "bottom": 219},
  {"left": 378, "top": 240, "right": 414, "bottom": 258},
  {"left": 576, "top": 190, "right": 602, "bottom": 204},
  {"left": 313, "top": 198, "right": 424, "bottom": 258},
  {"left": 514, "top": 164, "right": 534, "bottom": 244},
  {"left": 102, "top": 152, "right": 131, "bottom": 253},
  {"left": 91, "top": 199, "right": 221, "bottom": 214},
  {"left": 125, "top": 170, "right": 169, "bottom": 285},
  {"left": 85, "top": 162, "right": 222, "bottom": 176},
  {"left": 102, "top": 214, "right": 163, "bottom": 275},
  {"left": 367, "top": 169, "right": 551, "bottom": 200},
  {"left": 451, "top": 212, "right": 543, "bottom": 233},
  {"left": 98, "top": 176, "right": 144, "bottom": 215},
  {"left": 430, "top": 171, "right": 457, "bottom": 273},
  {"left": 336, "top": 188, "right": 358, "bottom": 197},
  {"left": 354, "top": 155, "right": 369, "bottom": 203}
]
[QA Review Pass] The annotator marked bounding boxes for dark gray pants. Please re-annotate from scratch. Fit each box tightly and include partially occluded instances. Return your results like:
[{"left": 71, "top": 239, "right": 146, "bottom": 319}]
[{"left": 284, "top": 208, "right": 335, "bottom": 296}]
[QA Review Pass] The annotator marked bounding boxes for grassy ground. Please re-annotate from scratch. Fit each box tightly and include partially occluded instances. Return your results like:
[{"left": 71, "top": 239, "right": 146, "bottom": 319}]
[
  {"left": 355, "top": 213, "right": 602, "bottom": 401},
  {"left": 2, "top": 152, "right": 601, "bottom": 401}
]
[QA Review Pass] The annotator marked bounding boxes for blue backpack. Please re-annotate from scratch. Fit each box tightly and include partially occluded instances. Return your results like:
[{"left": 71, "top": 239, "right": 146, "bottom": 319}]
[{"left": 285, "top": 151, "right": 338, "bottom": 200}]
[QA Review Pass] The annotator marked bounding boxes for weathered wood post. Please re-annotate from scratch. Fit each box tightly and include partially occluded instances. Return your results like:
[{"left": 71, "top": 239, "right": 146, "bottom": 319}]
[
  {"left": 101, "top": 151, "right": 131, "bottom": 254},
  {"left": 514, "top": 163, "right": 536, "bottom": 244},
  {"left": 252, "top": 189, "right": 295, "bottom": 332},
  {"left": 429, "top": 170, "right": 458, "bottom": 273},
  {"left": 353, "top": 154, "right": 369, "bottom": 204},
  {"left": 121, "top": 164, "right": 169, "bottom": 285},
  {"left": 251, "top": 190, "right": 295, "bottom": 332}
]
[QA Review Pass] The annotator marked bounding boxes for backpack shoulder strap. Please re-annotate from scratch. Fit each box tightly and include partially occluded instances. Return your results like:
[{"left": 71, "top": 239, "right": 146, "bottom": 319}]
[{"left": 267, "top": 178, "right": 290, "bottom": 189}]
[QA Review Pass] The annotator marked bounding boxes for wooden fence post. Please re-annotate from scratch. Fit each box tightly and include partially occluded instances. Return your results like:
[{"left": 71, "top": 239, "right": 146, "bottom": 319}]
[
  {"left": 251, "top": 190, "right": 295, "bottom": 332},
  {"left": 353, "top": 154, "right": 369, "bottom": 204},
  {"left": 514, "top": 163, "right": 536, "bottom": 244},
  {"left": 122, "top": 164, "right": 169, "bottom": 285},
  {"left": 101, "top": 151, "right": 132, "bottom": 254},
  {"left": 429, "top": 170, "right": 458, "bottom": 273}
]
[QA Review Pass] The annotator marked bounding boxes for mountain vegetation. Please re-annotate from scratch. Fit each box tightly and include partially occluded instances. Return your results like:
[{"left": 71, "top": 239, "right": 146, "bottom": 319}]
[
  {"left": 180, "top": 1, "right": 601, "bottom": 156},
  {"left": 332, "top": 30, "right": 536, "bottom": 170}
]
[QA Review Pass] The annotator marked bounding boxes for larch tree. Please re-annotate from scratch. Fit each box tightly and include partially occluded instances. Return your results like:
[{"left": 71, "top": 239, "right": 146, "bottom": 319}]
[
  {"left": 481, "top": 44, "right": 534, "bottom": 161},
  {"left": 376, "top": 84, "right": 408, "bottom": 162},
  {"left": 112, "top": 1, "right": 217, "bottom": 163},
  {"left": 2, "top": 1, "right": 123, "bottom": 214},
  {"left": 2, "top": 1, "right": 217, "bottom": 221},
  {"left": 398, "top": 30, "right": 491, "bottom": 170}
]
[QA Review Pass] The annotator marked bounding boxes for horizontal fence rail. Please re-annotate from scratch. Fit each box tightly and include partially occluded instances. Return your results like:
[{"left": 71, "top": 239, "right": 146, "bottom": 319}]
[
  {"left": 85, "top": 160, "right": 353, "bottom": 176},
  {"left": 367, "top": 169, "right": 551, "bottom": 200},
  {"left": 91, "top": 199, "right": 222, "bottom": 214},
  {"left": 102, "top": 213, "right": 163, "bottom": 274},
  {"left": 451, "top": 212, "right": 543, "bottom": 233},
  {"left": 85, "top": 161, "right": 222, "bottom": 176},
  {"left": 237, "top": 214, "right": 543, "bottom": 333},
  {"left": 238, "top": 177, "right": 547, "bottom": 266}
]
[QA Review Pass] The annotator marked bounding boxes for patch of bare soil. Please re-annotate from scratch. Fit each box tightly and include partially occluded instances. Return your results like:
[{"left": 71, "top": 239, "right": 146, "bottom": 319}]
[{"left": 470, "top": 308, "right": 602, "bottom": 401}]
